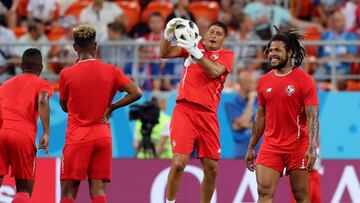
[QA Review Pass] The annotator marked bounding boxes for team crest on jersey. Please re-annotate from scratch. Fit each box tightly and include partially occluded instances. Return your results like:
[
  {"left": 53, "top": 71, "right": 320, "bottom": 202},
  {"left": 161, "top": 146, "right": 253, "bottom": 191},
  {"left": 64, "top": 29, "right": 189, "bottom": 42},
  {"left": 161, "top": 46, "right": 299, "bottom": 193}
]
[
  {"left": 285, "top": 85, "right": 295, "bottom": 96},
  {"left": 211, "top": 54, "right": 219, "bottom": 60}
]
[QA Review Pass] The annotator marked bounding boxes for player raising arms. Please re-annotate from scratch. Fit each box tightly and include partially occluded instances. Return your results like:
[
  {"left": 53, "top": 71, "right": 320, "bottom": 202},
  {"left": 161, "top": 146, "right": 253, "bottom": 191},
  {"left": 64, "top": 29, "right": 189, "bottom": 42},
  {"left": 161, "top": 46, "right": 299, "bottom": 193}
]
[
  {"left": 160, "top": 19, "right": 234, "bottom": 203},
  {"left": 245, "top": 26, "right": 319, "bottom": 203},
  {"left": 0, "top": 48, "right": 53, "bottom": 203},
  {"left": 59, "top": 25, "right": 141, "bottom": 203}
]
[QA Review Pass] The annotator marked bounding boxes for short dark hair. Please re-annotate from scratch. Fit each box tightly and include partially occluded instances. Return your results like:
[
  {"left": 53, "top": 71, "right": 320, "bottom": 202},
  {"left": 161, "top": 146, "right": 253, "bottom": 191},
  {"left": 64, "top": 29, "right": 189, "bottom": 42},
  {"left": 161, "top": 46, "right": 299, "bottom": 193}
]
[
  {"left": 21, "top": 48, "right": 43, "bottom": 71},
  {"left": 73, "top": 24, "right": 96, "bottom": 47},
  {"left": 27, "top": 18, "right": 43, "bottom": 31},
  {"left": 107, "top": 22, "right": 126, "bottom": 34},
  {"left": 265, "top": 26, "right": 307, "bottom": 67},
  {"left": 148, "top": 12, "right": 163, "bottom": 20},
  {"left": 208, "top": 21, "right": 228, "bottom": 36}
]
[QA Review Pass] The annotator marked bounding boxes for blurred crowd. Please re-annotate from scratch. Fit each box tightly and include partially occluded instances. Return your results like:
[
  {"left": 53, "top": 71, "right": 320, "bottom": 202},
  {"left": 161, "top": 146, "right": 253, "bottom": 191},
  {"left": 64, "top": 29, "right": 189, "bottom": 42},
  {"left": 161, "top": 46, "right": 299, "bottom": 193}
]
[{"left": 1, "top": 0, "right": 360, "bottom": 91}]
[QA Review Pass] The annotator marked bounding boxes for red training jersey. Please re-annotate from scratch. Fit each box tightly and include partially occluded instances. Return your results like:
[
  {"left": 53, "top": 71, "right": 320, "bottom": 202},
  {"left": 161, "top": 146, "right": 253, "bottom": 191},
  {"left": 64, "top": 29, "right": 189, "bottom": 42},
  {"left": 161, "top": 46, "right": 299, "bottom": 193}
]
[
  {"left": 0, "top": 73, "right": 53, "bottom": 141},
  {"left": 59, "top": 59, "right": 131, "bottom": 144},
  {"left": 258, "top": 68, "right": 319, "bottom": 154},
  {"left": 176, "top": 43, "right": 234, "bottom": 112}
]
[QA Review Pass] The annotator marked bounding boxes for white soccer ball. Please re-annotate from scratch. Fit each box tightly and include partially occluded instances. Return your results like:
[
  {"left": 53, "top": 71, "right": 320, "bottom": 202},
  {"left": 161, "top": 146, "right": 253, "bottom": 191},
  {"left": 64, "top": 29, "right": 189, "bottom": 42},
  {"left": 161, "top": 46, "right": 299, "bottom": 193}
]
[{"left": 174, "top": 20, "right": 199, "bottom": 42}]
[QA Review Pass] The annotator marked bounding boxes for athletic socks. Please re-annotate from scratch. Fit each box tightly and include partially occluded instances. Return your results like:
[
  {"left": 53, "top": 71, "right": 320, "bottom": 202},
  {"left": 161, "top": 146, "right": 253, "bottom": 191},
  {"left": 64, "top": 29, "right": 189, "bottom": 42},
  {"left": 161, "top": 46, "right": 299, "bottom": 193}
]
[
  {"left": 60, "top": 198, "right": 75, "bottom": 203},
  {"left": 166, "top": 199, "right": 175, "bottom": 203},
  {"left": 92, "top": 195, "right": 107, "bottom": 203},
  {"left": 12, "top": 192, "right": 31, "bottom": 203}
]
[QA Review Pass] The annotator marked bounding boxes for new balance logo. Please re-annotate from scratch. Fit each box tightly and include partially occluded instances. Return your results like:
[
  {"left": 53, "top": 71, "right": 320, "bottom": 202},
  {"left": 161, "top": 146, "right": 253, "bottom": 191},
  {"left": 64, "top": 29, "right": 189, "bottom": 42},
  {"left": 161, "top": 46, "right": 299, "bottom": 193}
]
[
  {"left": 172, "top": 140, "right": 176, "bottom": 148},
  {"left": 266, "top": 88, "right": 272, "bottom": 92}
]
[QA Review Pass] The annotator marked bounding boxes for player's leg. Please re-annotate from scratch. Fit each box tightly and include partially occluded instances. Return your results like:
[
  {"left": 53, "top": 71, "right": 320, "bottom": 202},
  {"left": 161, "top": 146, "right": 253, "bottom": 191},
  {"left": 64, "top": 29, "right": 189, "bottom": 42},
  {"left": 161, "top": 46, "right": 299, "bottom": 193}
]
[
  {"left": 0, "top": 176, "right": 3, "bottom": 186},
  {"left": 88, "top": 138, "right": 112, "bottom": 203},
  {"left": 200, "top": 158, "right": 218, "bottom": 203},
  {"left": 166, "top": 153, "right": 190, "bottom": 201},
  {"left": 12, "top": 178, "right": 34, "bottom": 202},
  {"left": 289, "top": 170, "right": 310, "bottom": 203},
  {"left": 61, "top": 180, "right": 81, "bottom": 201},
  {"left": 255, "top": 164, "right": 281, "bottom": 202}
]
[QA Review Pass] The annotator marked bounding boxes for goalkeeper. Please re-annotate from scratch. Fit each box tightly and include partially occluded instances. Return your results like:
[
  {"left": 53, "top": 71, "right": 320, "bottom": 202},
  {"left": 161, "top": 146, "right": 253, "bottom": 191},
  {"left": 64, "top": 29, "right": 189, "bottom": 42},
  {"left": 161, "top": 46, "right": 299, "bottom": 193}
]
[{"left": 160, "top": 18, "right": 234, "bottom": 203}]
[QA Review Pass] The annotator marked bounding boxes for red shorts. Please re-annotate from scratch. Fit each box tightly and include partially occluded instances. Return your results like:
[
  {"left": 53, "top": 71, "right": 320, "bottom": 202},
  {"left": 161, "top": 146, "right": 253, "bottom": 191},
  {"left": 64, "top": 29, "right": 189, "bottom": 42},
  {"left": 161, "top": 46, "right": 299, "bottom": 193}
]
[
  {"left": 256, "top": 150, "right": 307, "bottom": 175},
  {"left": 0, "top": 128, "right": 36, "bottom": 180},
  {"left": 170, "top": 101, "right": 220, "bottom": 159},
  {"left": 61, "top": 138, "right": 112, "bottom": 181}
]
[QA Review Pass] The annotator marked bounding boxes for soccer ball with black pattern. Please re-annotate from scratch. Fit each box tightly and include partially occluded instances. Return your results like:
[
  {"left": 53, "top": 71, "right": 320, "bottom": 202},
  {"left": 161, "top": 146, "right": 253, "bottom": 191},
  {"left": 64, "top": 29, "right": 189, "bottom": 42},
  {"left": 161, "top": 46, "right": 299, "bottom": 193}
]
[{"left": 174, "top": 20, "right": 199, "bottom": 42}]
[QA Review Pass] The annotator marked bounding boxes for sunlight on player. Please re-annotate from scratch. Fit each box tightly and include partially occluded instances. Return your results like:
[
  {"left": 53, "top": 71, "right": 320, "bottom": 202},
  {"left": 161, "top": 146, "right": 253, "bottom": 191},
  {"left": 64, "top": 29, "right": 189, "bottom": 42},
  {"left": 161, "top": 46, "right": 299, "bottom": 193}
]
[
  {"left": 59, "top": 24, "right": 141, "bottom": 203},
  {"left": 245, "top": 26, "right": 319, "bottom": 203},
  {"left": 0, "top": 48, "right": 53, "bottom": 203},
  {"left": 160, "top": 18, "right": 234, "bottom": 203}
]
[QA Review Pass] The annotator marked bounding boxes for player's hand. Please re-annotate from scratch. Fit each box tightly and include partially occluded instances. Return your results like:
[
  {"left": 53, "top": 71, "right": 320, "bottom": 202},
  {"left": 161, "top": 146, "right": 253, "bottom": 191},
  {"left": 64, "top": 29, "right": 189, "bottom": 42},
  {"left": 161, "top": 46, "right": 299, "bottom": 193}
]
[
  {"left": 164, "top": 17, "right": 185, "bottom": 41},
  {"left": 306, "top": 146, "right": 317, "bottom": 172},
  {"left": 38, "top": 133, "right": 49, "bottom": 154},
  {"left": 248, "top": 91, "right": 257, "bottom": 101},
  {"left": 101, "top": 106, "right": 113, "bottom": 124},
  {"left": 245, "top": 148, "right": 256, "bottom": 172},
  {"left": 176, "top": 36, "right": 203, "bottom": 59}
]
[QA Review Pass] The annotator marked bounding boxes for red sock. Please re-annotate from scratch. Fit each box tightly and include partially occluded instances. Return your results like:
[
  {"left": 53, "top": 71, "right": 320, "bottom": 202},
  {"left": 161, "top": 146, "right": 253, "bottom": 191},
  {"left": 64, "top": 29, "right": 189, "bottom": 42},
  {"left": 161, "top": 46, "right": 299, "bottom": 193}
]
[
  {"left": 60, "top": 198, "right": 75, "bottom": 203},
  {"left": 12, "top": 192, "right": 30, "bottom": 203},
  {"left": 92, "top": 195, "right": 107, "bottom": 203}
]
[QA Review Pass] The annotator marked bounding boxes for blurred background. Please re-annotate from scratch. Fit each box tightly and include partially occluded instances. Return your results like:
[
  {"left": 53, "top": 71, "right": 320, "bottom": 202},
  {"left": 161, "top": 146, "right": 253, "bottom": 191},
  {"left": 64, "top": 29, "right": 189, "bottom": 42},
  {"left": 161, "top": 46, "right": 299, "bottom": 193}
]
[{"left": 0, "top": 0, "right": 360, "bottom": 202}]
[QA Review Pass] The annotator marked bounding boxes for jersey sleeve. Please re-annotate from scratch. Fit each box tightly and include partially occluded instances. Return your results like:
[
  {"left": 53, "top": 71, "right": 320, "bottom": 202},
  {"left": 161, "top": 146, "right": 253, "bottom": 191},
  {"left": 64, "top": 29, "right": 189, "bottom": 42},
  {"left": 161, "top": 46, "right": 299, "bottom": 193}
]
[
  {"left": 58, "top": 71, "right": 68, "bottom": 101},
  {"left": 257, "top": 78, "right": 265, "bottom": 106},
  {"left": 302, "top": 74, "right": 319, "bottom": 106},
  {"left": 39, "top": 80, "right": 54, "bottom": 98},
  {"left": 114, "top": 66, "right": 132, "bottom": 90},
  {"left": 217, "top": 51, "right": 234, "bottom": 73}
]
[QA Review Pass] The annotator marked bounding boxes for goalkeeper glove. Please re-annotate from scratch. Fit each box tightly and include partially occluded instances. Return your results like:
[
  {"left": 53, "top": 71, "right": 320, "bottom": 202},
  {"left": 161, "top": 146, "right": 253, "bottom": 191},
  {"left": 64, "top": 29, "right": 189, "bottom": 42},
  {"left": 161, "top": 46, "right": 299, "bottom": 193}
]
[
  {"left": 176, "top": 36, "right": 203, "bottom": 60},
  {"left": 163, "top": 18, "right": 185, "bottom": 41}
]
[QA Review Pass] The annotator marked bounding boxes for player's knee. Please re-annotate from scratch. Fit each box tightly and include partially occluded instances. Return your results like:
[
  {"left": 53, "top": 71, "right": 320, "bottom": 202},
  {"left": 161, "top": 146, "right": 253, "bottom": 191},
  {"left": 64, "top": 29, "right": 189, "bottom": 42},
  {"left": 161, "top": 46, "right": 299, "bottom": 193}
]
[
  {"left": 204, "top": 165, "right": 217, "bottom": 179},
  {"left": 292, "top": 186, "right": 308, "bottom": 201},
  {"left": 257, "top": 183, "right": 275, "bottom": 197},
  {"left": 172, "top": 160, "right": 187, "bottom": 172}
]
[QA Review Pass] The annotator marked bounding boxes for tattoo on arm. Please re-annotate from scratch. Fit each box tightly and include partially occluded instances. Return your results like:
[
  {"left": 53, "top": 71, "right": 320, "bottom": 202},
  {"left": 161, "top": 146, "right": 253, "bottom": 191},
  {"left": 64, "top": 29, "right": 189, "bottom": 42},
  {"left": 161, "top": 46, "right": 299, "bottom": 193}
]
[
  {"left": 249, "top": 106, "right": 266, "bottom": 149},
  {"left": 305, "top": 105, "right": 319, "bottom": 154}
]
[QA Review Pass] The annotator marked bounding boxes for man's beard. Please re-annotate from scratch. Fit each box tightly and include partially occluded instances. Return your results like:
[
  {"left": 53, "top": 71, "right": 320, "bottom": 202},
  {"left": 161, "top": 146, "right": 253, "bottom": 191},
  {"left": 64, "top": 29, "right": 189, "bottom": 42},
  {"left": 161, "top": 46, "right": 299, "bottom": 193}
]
[{"left": 269, "top": 55, "right": 289, "bottom": 70}]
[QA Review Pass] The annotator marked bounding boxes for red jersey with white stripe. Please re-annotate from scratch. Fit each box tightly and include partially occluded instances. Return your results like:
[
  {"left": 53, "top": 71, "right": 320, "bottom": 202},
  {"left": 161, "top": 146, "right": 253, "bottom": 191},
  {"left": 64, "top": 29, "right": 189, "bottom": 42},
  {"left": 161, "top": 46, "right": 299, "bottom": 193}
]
[
  {"left": 258, "top": 68, "right": 319, "bottom": 154},
  {"left": 176, "top": 43, "right": 234, "bottom": 112}
]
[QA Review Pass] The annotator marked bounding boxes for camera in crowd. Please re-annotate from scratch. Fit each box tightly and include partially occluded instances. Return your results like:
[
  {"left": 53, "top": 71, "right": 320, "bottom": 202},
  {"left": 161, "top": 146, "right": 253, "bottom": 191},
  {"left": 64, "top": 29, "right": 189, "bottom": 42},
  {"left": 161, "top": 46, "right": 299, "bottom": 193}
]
[{"left": 129, "top": 97, "right": 160, "bottom": 125}]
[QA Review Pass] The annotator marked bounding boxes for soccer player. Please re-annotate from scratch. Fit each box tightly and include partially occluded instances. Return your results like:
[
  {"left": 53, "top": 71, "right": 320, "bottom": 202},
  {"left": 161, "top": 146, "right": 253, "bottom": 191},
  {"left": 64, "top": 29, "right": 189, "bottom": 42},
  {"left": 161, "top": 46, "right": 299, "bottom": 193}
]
[
  {"left": 245, "top": 26, "right": 319, "bottom": 203},
  {"left": 160, "top": 19, "right": 234, "bottom": 203},
  {"left": 0, "top": 48, "right": 53, "bottom": 203},
  {"left": 59, "top": 25, "right": 141, "bottom": 203}
]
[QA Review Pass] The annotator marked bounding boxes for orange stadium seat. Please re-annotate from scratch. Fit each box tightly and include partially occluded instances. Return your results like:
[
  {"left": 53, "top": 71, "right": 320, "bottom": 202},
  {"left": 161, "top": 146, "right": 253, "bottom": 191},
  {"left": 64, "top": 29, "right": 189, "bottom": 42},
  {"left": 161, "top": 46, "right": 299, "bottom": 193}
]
[
  {"left": 115, "top": 1, "right": 141, "bottom": 31},
  {"left": 64, "top": 1, "right": 90, "bottom": 19},
  {"left": 12, "top": 27, "right": 27, "bottom": 39},
  {"left": 304, "top": 27, "right": 321, "bottom": 56},
  {"left": 346, "top": 80, "right": 360, "bottom": 91},
  {"left": 141, "top": 1, "right": 173, "bottom": 22},
  {"left": 47, "top": 26, "right": 66, "bottom": 41},
  {"left": 188, "top": 1, "right": 220, "bottom": 22}
]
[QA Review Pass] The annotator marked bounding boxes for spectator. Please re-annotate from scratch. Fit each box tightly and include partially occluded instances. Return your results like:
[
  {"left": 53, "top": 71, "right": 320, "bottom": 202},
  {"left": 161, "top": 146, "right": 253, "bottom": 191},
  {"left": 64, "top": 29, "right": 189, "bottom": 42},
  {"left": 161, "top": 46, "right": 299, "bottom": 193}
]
[
  {"left": 160, "top": 59, "right": 183, "bottom": 91},
  {"left": 315, "top": 11, "right": 357, "bottom": 83},
  {"left": 227, "top": 12, "right": 263, "bottom": 73},
  {"left": 47, "top": 15, "right": 78, "bottom": 74},
  {"left": 166, "top": 0, "right": 195, "bottom": 23},
  {"left": 196, "top": 16, "right": 211, "bottom": 38},
  {"left": 244, "top": 0, "right": 322, "bottom": 40},
  {"left": 15, "top": 18, "right": 50, "bottom": 70},
  {"left": 80, "top": 0, "right": 127, "bottom": 42},
  {"left": 225, "top": 71, "right": 261, "bottom": 158},
  {"left": 0, "top": 15, "right": 19, "bottom": 81},
  {"left": 99, "top": 22, "right": 133, "bottom": 69},
  {"left": 27, "top": 0, "right": 57, "bottom": 24},
  {"left": 339, "top": 0, "right": 360, "bottom": 31},
  {"left": 124, "top": 42, "right": 161, "bottom": 91},
  {"left": 313, "top": 0, "right": 345, "bottom": 26},
  {"left": 0, "top": 0, "right": 19, "bottom": 28},
  {"left": 141, "top": 12, "right": 165, "bottom": 60},
  {"left": 134, "top": 93, "right": 172, "bottom": 159}
]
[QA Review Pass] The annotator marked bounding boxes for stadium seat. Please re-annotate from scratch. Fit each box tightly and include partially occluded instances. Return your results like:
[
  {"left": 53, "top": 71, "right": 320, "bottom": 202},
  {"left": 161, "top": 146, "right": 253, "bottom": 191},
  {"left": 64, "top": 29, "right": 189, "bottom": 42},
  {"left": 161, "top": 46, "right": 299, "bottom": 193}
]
[
  {"left": 12, "top": 27, "right": 27, "bottom": 39},
  {"left": 64, "top": 1, "right": 90, "bottom": 19},
  {"left": 141, "top": 1, "right": 173, "bottom": 22},
  {"left": 47, "top": 26, "right": 66, "bottom": 41},
  {"left": 188, "top": 1, "right": 220, "bottom": 22},
  {"left": 115, "top": 1, "right": 141, "bottom": 31},
  {"left": 17, "top": 0, "right": 29, "bottom": 18},
  {"left": 304, "top": 27, "right": 321, "bottom": 56},
  {"left": 346, "top": 80, "right": 360, "bottom": 91}
]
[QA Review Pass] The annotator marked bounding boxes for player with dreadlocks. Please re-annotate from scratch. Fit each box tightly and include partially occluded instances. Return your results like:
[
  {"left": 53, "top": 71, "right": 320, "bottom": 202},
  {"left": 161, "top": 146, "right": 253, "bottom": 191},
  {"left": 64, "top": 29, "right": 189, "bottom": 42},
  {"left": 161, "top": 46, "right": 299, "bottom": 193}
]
[{"left": 245, "top": 26, "right": 319, "bottom": 203}]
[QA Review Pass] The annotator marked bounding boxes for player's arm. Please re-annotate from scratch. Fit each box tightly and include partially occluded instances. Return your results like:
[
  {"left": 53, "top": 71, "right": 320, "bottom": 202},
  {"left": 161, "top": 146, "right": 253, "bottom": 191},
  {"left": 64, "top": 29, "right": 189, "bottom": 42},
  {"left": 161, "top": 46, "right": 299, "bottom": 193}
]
[
  {"left": 38, "top": 91, "right": 50, "bottom": 153},
  {"left": 305, "top": 105, "right": 319, "bottom": 171},
  {"left": 59, "top": 99, "right": 68, "bottom": 113},
  {"left": 245, "top": 105, "right": 265, "bottom": 172},
  {"left": 197, "top": 58, "right": 226, "bottom": 78},
  {"left": 101, "top": 81, "right": 142, "bottom": 123}
]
